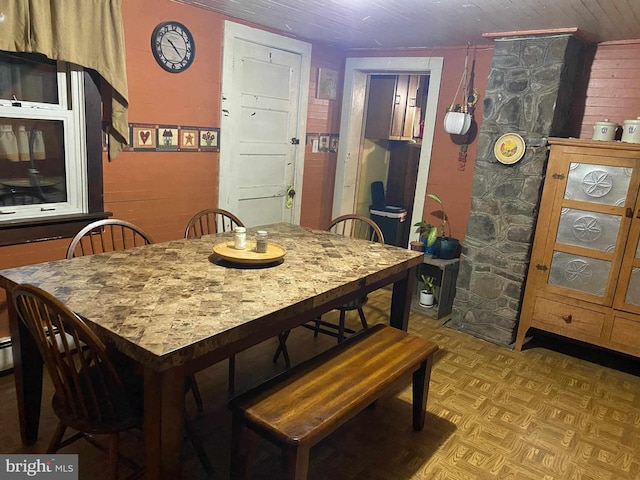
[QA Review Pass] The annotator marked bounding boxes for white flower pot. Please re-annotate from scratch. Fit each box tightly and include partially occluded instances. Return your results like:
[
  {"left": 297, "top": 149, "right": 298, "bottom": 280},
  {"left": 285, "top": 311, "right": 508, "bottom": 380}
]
[
  {"left": 444, "top": 111, "right": 472, "bottom": 135},
  {"left": 419, "top": 290, "right": 435, "bottom": 307}
]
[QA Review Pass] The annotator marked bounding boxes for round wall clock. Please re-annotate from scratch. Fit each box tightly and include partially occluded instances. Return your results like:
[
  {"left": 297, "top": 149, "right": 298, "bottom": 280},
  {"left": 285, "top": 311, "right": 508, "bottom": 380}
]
[{"left": 151, "top": 21, "right": 195, "bottom": 73}]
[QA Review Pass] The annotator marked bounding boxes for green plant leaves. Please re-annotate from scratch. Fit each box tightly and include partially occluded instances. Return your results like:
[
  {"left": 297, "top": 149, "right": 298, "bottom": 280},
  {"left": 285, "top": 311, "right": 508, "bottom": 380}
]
[
  {"left": 426, "top": 226, "right": 438, "bottom": 247},
  {"left": 426, "top": 193, "right": 442, "bottom": 204}
]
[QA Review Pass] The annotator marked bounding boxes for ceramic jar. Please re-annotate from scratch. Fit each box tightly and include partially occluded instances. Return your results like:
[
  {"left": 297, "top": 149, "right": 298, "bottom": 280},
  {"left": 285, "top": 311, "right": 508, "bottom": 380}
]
[
  {"left": 592, "top": 119, "right": 618, "bottom": 141},
  {"left": 622, "top": 117, "right": 640, "bottom": 143}
]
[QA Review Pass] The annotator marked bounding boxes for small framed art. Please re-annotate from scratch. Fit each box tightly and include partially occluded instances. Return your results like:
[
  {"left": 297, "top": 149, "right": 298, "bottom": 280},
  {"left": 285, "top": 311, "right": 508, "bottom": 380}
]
[{"left": 317, "top": 67, "right": 338, "bottom": 100}]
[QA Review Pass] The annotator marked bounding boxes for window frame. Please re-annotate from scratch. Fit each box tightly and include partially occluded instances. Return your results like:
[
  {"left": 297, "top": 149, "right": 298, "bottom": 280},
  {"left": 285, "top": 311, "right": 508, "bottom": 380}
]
[
  {"left": 0, "top": 69, "right": 108, "bottom": 247},
  {"left": 0, "top": 62, "right": 88, "bottom": 221}
]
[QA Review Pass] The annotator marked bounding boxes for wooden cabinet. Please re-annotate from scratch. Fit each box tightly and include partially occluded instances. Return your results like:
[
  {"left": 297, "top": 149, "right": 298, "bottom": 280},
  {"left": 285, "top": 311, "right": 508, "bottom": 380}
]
[
  {"left": 365, "top": 75, "right": 420, "bottom": 141},
  {"left": 516, "top": 138, "right": 640, "bottom": 357}
]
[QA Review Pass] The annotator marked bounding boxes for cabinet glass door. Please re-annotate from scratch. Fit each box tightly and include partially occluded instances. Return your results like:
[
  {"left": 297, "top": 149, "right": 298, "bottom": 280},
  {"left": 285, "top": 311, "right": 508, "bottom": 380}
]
[
  {"left": 623, "top": 241, "right": 640, "bottom": 305},
  {"left": 548, "top": 161, "right": 635, "bottom": 301},
  {"left": 614, "top": 192, "right": 640, "bottom": 313}
]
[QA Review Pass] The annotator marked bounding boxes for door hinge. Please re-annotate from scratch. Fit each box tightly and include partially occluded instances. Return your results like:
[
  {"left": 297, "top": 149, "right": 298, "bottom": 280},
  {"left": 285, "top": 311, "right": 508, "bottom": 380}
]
[
  {"left": 552, "top": 173, "right": 565, "bottom": 180},
  {"left": 290, "top": 137, "right": 300, "bottom": 145}
]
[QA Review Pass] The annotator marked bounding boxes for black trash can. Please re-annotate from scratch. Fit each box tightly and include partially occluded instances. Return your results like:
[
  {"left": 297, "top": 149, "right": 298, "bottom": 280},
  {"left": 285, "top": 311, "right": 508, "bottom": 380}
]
[
  {"left": 369, "top": 181, "right": 407, "bottom": 247},
  {"left": 369, "top": 206, "right": 407, "bottom": 247}
]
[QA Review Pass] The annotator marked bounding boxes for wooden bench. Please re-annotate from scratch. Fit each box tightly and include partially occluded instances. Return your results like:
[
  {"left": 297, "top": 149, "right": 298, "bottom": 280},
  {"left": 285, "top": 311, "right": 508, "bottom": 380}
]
[{"left": 229, "top": 324, "right": 439, "bottom": 480}]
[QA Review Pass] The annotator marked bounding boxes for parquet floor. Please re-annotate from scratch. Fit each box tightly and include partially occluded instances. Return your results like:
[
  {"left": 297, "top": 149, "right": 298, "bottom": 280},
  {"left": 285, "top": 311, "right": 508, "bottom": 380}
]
[{"left": 1, "top": 288, "right": 639, "bottom": 479}]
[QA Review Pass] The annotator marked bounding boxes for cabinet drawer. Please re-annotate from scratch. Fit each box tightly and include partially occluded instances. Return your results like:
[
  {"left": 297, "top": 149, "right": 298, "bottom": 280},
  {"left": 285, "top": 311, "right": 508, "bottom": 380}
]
[
  {"left": 532, "top": 297, "right": 605, "bottom": 339},
  {"left": 610, "top": 316, "right": 640, "bottom": 350}
]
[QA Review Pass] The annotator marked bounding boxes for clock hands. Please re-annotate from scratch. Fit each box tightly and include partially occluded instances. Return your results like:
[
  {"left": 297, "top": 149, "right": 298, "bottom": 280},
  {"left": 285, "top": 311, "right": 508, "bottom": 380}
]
[{"left": 167, "top": 38, "right": 182, "bottom": 57}]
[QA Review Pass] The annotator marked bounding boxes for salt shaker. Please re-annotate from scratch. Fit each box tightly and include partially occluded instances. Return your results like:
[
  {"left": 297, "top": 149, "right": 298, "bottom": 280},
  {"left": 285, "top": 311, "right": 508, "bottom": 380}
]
[
  {"left": 255, "top": 230, "right": 268, "bottom": 253},
  {"left": 234, "top": 226, "right": 246, "bottom": 250}
]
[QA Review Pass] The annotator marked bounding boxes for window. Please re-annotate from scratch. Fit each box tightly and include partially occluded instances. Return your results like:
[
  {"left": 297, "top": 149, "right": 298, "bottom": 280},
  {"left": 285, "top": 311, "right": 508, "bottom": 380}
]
[
  {"left": 0, "top": 51, "right": 87, "bottom": 221},
  {"left": 0, "top": 51, "right": 106, "bottom": 246}
]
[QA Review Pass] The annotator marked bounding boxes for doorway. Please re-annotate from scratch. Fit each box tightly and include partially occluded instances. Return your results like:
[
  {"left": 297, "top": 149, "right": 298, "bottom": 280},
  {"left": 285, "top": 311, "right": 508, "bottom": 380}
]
[
  {"left": 220, "top": 22, "right": 311, "bottom": 226},
  {"left": 333, "top": 56, "right": 444, "bottom": 244}
]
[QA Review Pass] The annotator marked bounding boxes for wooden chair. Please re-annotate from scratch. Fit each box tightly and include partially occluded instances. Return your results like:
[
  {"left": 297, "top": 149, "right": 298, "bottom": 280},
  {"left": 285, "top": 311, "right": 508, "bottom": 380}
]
[
  {"left": 184, "top": 207, "right": 243, "bottom": 238},
  {"left": 66, "top": 219, "right": 203, "bottom": 411},
  {"left": 12, "top": 284, "right": 213, "bottom": 480},
  {"left": 311, "top": 215, "right": 385, "bottom": 340},
  {"left": 274, "top": 215, "right": 384, "bottom": 362},
  {"left": 66, "top": 219, "right": 154, "bottom": 259}
]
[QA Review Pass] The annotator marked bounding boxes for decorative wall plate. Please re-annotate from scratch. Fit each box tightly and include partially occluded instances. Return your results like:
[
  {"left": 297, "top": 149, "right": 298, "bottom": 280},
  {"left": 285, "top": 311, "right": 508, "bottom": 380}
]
[{"left": 494, "top": 133, "right": 526, "bottom": 165}]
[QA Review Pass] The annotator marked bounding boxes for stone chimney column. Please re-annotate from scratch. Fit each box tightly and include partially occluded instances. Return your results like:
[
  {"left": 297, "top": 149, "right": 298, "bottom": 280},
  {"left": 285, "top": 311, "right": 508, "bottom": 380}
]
[{"left": 448, "top": 33, "right": 589, "bottom": 345}]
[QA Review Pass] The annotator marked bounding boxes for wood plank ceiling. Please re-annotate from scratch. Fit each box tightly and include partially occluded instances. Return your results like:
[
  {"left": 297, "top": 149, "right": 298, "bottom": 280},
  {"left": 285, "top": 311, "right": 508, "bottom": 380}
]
[{"left": 173, "top": 0, "right": 640, "bottom": 48}]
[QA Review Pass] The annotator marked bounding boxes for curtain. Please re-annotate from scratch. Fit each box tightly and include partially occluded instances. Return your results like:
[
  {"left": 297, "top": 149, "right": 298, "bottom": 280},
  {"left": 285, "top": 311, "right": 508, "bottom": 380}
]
[{"left": 0, "top": 0, "right": 129, "bottom": 159}]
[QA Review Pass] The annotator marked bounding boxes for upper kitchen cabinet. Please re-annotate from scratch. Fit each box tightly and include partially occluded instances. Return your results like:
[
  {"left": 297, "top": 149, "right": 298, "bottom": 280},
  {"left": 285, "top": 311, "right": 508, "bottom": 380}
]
[{"left": 365, "top": 75, "right": 421, "bottom": 141}]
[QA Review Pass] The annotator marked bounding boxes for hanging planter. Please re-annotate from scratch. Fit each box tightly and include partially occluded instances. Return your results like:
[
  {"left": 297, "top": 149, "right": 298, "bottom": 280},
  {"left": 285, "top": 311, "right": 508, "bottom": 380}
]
[
  {"left": 444, "top": 45, "right": 477, "bottom": 136},
  {"left": 444, "top": 111, "right": 472, "bottom": 135}
]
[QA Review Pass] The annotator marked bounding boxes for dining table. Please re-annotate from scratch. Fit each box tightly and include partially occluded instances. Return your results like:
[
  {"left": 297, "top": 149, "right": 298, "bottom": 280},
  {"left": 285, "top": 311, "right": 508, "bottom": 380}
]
[{"left": 0, "top": 222, "right": 423, "bottom": 479}]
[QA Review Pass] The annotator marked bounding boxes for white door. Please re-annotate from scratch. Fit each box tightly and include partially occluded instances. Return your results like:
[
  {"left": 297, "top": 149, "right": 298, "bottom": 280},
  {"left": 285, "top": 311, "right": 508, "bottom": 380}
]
[{"left": 220, "top": 22, "right": 311, "bottom": 227}]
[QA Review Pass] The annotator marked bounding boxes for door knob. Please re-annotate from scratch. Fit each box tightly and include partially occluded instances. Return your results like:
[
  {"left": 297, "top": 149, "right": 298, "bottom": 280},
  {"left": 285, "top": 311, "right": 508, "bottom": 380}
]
[
  {"left": 286, "top": 186, "right": 295, "bottom": 209},
  {"left": 562, "top": 314, "right": 572, "bottom": 323}
]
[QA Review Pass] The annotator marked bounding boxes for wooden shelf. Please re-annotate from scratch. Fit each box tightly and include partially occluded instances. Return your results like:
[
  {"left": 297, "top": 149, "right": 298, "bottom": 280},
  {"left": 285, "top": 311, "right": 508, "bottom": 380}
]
[{"left": 411, "top": 256, "right": 459, "bottom": 320}]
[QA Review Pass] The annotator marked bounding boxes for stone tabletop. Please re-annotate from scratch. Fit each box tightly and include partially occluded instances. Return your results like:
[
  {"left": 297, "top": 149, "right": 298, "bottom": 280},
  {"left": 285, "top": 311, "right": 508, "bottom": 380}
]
[{"left": 0, "top": 223, "right": 422, "bottom": 370}]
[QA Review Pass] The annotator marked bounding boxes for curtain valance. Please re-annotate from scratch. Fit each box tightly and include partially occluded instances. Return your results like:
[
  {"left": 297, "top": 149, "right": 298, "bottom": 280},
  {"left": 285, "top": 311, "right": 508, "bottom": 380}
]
[{"left": 0, "top": 0, "right": 129, "bottom": 159}]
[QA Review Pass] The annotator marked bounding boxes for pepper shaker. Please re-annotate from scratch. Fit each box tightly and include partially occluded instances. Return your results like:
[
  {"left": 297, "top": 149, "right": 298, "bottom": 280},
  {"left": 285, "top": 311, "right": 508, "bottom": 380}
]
[{"left": 255, "top": 230, "right": 268, "bottom": 253}]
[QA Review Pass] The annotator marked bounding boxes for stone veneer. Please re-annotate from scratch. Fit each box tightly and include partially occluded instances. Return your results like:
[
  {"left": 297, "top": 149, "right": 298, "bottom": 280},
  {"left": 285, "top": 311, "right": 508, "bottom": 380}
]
[{"left": 448, "top": 34, "right": 588, "bottom": 345}]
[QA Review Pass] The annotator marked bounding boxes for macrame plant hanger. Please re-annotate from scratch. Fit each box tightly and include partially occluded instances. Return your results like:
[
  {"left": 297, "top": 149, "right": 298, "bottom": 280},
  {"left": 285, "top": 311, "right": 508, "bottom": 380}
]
[
  {"left": 457, "top": 44, "right": 479, "bottom": 171},
  {"left": 450, "top": 45, "right": 469, "bottom": 114}
]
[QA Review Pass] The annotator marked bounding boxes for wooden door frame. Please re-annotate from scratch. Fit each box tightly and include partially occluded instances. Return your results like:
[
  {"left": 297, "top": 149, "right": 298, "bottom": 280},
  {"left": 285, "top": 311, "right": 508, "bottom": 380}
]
[
  {"left": 220, "top": 21, "right": 311, "bottom": 224},
  {"left": 333, "top": 56, "right": 443, "bottom": 242}
]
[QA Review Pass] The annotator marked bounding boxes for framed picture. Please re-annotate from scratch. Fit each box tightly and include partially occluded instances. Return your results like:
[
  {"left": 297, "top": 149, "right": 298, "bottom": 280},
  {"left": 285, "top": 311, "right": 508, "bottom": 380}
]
[{"left": 317, "top": 67, "right": 338, "bottom": 100}]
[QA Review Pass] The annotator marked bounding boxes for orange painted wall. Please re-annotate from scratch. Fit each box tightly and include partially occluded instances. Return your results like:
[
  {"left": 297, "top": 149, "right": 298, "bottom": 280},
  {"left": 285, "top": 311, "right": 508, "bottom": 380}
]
[
  {"left": 107, "top": 1, "right": 222, "bottom": 243},
  {"left": 346, "top": 46, "right": 494, "bottom": 241}
]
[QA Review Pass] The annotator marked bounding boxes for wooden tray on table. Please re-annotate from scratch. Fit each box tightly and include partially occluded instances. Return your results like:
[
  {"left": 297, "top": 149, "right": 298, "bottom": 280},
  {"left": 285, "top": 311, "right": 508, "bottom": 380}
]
[{"left": 212, "top": 241, "right": 286, "bottom": 265}]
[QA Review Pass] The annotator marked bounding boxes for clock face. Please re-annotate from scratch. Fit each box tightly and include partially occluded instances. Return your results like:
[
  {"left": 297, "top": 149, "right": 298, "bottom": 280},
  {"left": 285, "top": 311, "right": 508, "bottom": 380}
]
[{"left": 151, "top": 21, "right": 195, "bottom": 73}]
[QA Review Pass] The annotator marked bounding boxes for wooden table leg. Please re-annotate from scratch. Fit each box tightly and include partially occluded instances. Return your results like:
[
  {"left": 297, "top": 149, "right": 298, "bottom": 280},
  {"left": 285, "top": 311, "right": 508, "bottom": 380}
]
[
  {"left": 144, "top": 366, "right": 185, "bottom": 479},
  {"left": 390, "top": 264, "right": 418, "bottom": 331},
  {"left": 8, "top": 297, "right": 43, "bottom": 445}
]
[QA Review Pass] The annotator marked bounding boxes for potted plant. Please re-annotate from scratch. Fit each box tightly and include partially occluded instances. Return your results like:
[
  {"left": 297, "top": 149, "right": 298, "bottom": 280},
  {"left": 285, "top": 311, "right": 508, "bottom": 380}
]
[
  {"left": 419, "top": 274, "right": 435, "bottom": 307},
  {"left": 413, "top": 220, "right": 438, "bottom": 257},
  {"left": 425, "top": 192, "right": 460, "bottom": 260}
]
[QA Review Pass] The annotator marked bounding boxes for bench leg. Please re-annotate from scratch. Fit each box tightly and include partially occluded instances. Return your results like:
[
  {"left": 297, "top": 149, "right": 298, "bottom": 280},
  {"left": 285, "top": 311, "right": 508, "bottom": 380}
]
[
  {"left": 283, "top": 445, "right": 309, "bottom": 480},
  {"left": 412, "top": 355, "right": 434, "bottom": 431},
  {"left": 230, "top": 413, "right": 254, "bottom": 480}
]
